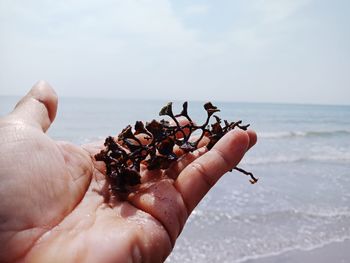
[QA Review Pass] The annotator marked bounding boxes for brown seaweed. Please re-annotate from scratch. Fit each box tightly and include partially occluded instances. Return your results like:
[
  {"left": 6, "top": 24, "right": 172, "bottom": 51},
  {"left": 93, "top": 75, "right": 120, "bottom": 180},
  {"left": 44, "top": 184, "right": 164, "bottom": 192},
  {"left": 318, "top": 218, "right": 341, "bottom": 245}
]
[{"left": 95, "top": 102, "right": 258, "bottom": 195}]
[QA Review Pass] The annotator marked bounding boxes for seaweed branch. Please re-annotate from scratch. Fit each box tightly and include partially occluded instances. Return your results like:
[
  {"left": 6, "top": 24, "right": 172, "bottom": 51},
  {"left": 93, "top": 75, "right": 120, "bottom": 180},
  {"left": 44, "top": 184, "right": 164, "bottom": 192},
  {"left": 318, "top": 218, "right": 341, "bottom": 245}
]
[{"left": 95, "top": 102, "right": 257, "bottom": 195}]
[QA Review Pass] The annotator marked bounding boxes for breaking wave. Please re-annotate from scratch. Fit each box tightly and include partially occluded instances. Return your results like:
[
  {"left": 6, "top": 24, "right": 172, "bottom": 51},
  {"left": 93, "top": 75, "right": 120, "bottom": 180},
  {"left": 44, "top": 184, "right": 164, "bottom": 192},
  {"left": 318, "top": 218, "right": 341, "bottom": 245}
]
[
  {"left": 259, "top": 130, "right": 350, "bottom": 139},
  {"left": 243, "top": 153, "right": 350, "bottom": 165}
]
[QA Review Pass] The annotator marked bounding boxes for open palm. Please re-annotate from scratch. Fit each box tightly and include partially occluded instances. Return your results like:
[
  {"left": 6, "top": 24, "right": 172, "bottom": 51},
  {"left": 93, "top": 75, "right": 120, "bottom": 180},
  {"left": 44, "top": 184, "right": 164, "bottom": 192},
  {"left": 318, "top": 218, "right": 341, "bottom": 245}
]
[{"left": 0, "top": 82, "right": 256, "bottom": 263}]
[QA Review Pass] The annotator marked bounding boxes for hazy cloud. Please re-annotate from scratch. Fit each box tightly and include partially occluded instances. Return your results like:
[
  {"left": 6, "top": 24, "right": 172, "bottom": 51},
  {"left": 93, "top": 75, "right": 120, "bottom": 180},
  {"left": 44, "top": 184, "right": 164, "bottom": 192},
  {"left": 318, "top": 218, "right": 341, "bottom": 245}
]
[
  {"left": 184, "top": 4, "right": 210, "bottom": 16},
  {"left": 0, "top": 0, "right": 349, "bottom": 104}
]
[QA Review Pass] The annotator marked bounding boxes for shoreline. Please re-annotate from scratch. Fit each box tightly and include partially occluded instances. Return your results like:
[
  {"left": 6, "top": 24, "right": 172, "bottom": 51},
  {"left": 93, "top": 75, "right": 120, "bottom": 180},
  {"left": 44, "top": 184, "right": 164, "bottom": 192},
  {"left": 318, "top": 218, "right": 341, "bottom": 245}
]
[{"left": 241, "top": 238, "right": 350, "bottom": 263}]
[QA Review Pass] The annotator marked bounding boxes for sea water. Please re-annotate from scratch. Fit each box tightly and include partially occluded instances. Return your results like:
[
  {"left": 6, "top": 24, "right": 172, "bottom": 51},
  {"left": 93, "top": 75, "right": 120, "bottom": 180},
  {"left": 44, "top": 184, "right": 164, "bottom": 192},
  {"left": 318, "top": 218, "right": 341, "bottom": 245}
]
[{"left": 1, "top": 97, "right": 350, "bottom": 262}]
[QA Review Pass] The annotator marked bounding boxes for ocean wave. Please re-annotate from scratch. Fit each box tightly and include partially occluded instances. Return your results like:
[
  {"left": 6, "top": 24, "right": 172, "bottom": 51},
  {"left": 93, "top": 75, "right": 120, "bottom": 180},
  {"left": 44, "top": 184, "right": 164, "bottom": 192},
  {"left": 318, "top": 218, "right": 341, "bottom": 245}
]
[
  {"left": 192, "top": 208, "right": 350, "bottom": 225},
  {"left": 171, "top": 208, "right": 350, "bottom": 263},
  {"left": 258, "top": 129, "right": 350, "bottom": 139},
  {"left": 236, "top": 236, "right": 350, "bottom": 263},
  {"left": 242, "top": 155, "right": 304, "bottom": 165},
  {"left": 242, "top": 153, "right": 350, "bottom": 165},
  {"left": 191, "top": 209, "right": 350, "bottom": 263}
]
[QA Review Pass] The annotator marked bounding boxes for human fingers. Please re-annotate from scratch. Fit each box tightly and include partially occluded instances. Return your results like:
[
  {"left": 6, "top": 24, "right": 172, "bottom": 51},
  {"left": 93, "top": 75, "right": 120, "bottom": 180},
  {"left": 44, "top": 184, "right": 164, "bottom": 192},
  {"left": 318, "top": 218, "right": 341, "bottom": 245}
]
[
  {"left": 246, "top": 129, "right": 257, "bottom": 150},
  {"left": 10, "top": 80, "right": 58, "bottom": 132},
  {"left": 127, "top": 179, "right": 188, "bottom": 246},
  {"left": 166, "top": 129, "right": 257, "bottom": 180},
  {"left": 128, "top": 129, "right": 255, "bottom": 245},
  {"left": 174, "top": 129, "right": 252, "bottom": 213}
]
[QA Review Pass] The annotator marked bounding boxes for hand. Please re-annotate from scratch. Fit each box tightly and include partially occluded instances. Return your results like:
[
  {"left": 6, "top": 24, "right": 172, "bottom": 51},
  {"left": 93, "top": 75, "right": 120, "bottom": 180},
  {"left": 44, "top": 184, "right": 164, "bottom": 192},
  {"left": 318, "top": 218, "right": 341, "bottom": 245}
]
[{"left": 0, "top": 81, "right": 256, "bottom": 263}]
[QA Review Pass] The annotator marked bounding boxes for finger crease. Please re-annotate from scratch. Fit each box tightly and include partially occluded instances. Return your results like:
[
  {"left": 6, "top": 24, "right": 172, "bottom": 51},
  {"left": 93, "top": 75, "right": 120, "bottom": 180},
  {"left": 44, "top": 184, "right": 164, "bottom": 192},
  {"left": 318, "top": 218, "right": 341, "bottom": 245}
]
[
  {"left": 172, "top": 182, "right": 191, "bottom": 221},
  {"left": 211, "top": 148, "right": 232, "bottom": 171},
  {"left": 191, "top": 162, "right": 214, "bottom": 189}
]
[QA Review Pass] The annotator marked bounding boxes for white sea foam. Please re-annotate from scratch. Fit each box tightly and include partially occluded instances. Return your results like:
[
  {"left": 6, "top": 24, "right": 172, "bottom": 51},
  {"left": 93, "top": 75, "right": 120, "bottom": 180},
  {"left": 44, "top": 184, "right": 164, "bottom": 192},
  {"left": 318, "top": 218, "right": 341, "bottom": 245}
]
[
  {"left": 169, "top": 208, "right": 350, "bottom": 263},
  {"left": 258, "top": 129, "right": 350, "bottom": 139},
  {"left": 236, "top": 236, "right": 350, "bottom": 263},
  {"left": 242, "top": 155, "right": 304, "bottom": 165},
  {"left": 242, "top": 152, "right": 350, "bottom": 165}
]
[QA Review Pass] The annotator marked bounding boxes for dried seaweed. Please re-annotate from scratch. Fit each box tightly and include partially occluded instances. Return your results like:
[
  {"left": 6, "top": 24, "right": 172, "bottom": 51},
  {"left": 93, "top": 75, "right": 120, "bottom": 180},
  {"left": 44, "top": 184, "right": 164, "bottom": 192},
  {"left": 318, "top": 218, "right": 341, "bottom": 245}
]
[{"left": 95, "top": 102, "right": 258, "bottom": 195}]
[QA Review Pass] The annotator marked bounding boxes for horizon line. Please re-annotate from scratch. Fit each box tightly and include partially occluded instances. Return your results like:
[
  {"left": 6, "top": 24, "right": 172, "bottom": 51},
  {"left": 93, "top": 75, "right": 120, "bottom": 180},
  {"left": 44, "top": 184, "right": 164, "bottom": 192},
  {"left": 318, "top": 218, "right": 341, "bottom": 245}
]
[{"left": 0, "top": 93, "right": 349, "bottom": 107}]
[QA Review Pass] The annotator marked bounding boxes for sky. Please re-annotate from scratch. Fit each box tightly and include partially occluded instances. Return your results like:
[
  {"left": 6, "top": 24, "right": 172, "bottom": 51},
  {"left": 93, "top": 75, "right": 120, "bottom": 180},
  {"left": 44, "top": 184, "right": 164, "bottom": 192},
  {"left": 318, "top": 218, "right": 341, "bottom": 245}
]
[{"left": 0, "top": 0, "right": 349, "bottom": 104}]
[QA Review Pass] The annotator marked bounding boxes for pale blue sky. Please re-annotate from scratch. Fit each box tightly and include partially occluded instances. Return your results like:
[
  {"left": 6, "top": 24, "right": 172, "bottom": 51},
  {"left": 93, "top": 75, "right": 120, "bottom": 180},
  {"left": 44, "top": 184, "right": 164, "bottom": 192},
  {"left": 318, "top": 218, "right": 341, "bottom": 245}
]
[{"left": 0, "top": 0, "right": 349, "bottom": 104}]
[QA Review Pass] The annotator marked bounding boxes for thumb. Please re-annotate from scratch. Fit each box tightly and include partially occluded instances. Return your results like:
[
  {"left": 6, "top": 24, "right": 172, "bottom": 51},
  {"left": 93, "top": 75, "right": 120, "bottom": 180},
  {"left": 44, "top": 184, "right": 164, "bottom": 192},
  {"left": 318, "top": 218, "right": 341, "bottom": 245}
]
[{"left": 11, "top": 80, "right": 58, "bottom": 132}]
